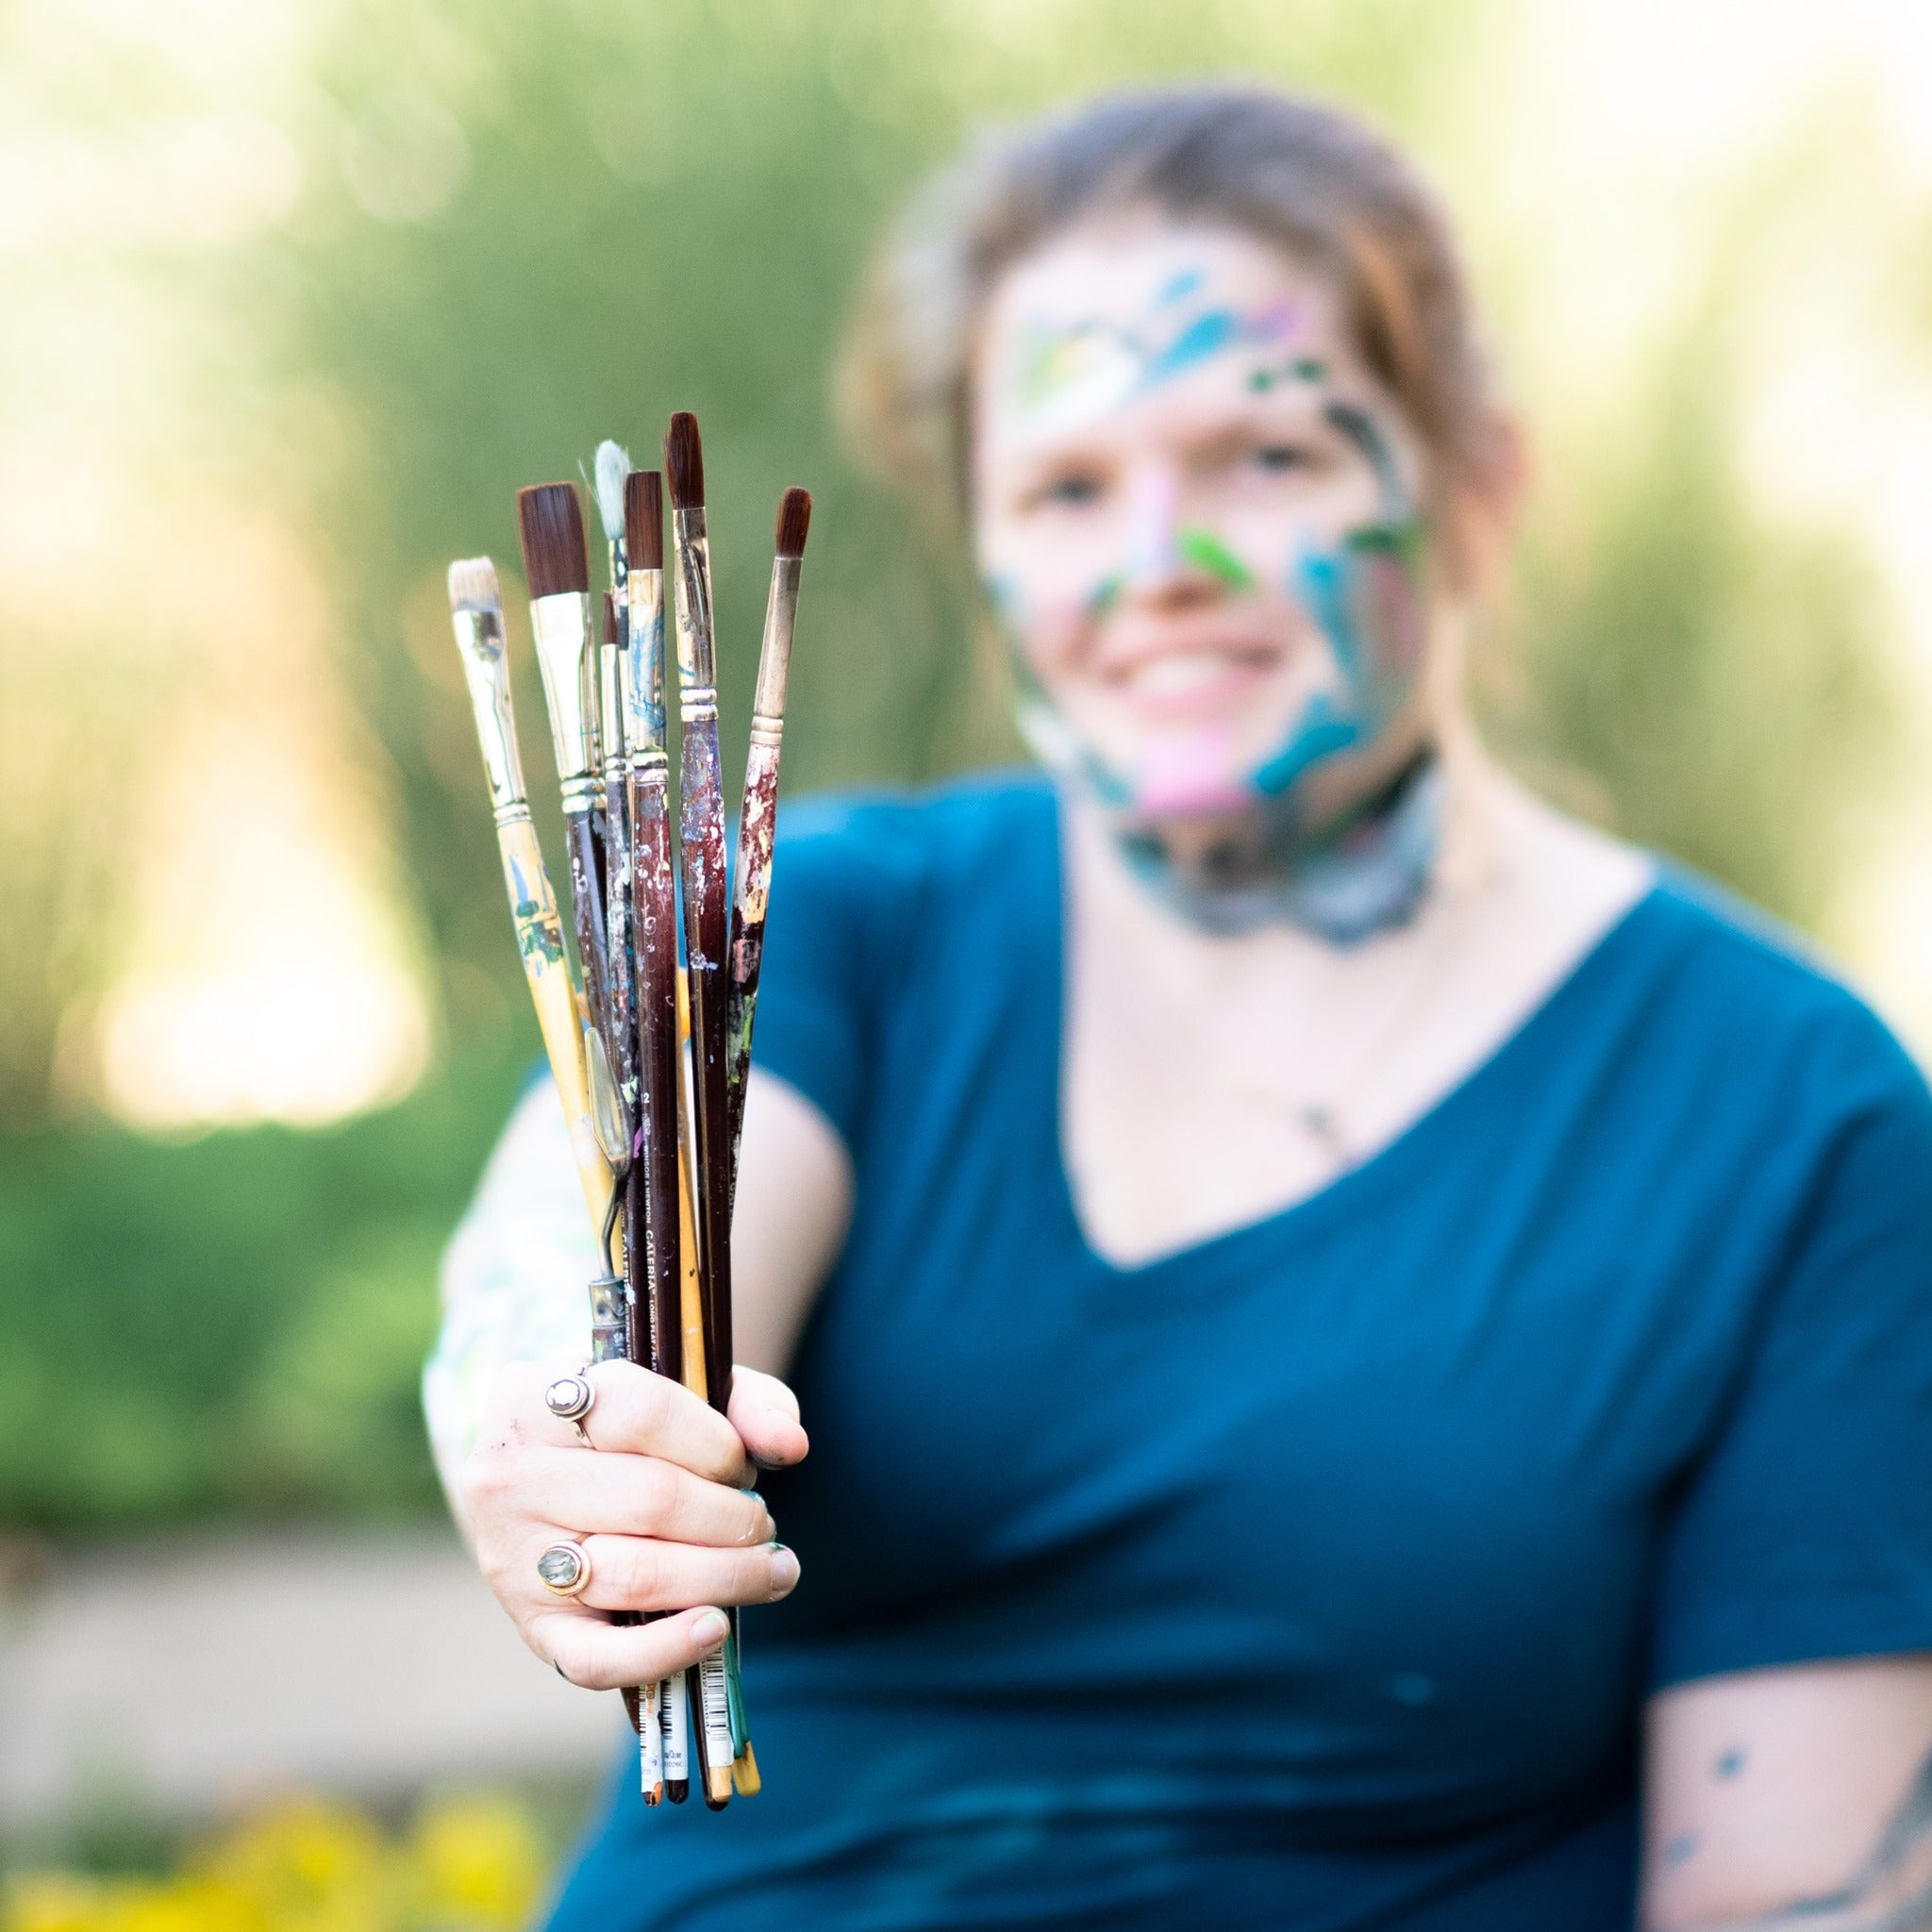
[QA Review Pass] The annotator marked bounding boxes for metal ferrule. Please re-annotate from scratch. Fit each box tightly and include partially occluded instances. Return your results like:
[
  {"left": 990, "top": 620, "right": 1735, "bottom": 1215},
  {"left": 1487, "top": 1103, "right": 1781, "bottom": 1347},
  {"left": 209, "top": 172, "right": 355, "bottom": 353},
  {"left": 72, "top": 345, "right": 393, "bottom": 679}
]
[
  {"left": 450, "top": 607, "right": 527, "bottom": 813},
  {"left": 599, "top": 641, "right": 625, "bottom": 779},
  {"left": 672, "top": 506, "right": 715, "bottom": 688},
  {"left": 582, "top": 655, "right": 603, "bottom": 778},
  {"left": 560, "top": 773, "right": 603, "bottom": 816},
  {"left": 529, "top": 591, "right": 594, "bottom": 780},
  {"left": 751, "top": 554, "right": 801, "bottom": 729},
  {"left": 587, "top": 1272, "right": 627, "bottom": 1364},
  {"left": 625, "top": 570, "right": 668, "bottom": 755},
  {"left": 680, "top": 684, "right": 718, "bottom": 725}
]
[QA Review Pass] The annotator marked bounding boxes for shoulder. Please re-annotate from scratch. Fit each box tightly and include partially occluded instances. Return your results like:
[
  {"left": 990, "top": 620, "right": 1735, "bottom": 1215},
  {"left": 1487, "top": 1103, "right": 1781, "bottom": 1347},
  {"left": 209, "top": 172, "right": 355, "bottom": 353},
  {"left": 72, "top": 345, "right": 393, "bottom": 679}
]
[
  {"left": 779, "top": 768, "right": 1055, "bottom": 866},
  {"left": 1600, "top": 867, "right": 1932, "bottom": 1156},
  {"left": 774, "top": 768, "right": 1057, "bottom": 927}
]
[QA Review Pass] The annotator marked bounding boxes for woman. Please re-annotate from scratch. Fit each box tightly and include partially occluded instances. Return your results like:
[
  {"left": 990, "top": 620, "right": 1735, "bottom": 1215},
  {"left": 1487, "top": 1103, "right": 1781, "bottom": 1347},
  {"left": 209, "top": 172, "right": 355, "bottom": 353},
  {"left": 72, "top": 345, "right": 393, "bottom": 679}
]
[{"left": 426, "top": 88, "right": 1932, "bottom": 1928}]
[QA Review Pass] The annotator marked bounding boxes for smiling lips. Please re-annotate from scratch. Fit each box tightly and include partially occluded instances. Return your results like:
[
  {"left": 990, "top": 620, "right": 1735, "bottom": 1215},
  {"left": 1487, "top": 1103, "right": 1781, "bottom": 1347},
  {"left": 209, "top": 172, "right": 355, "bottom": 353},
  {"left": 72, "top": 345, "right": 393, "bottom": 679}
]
[{"left": 1100, "top": 637, "right": 1285, "bottom": 720}]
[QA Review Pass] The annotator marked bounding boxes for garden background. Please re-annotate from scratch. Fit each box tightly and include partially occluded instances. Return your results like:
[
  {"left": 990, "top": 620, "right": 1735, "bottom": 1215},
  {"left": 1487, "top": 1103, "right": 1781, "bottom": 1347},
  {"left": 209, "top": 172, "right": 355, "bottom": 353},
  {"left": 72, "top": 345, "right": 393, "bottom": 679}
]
[{"left": 7, "top": 0, "right": 1932, "bottom": 1923}]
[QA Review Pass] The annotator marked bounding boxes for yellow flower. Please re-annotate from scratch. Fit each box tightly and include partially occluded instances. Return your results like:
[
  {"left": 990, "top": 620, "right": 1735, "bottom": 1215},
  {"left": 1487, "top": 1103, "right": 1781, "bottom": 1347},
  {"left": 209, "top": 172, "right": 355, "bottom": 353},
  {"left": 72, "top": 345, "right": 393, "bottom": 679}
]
[
  {"left": 197, "top": 1799, "right": 395, "bottom": 1931},
  {"left": 1, "top": 1789, "right": 557, "bottom": 1932},
  {"left": 406, "top": 1794, "right": 546, "bottom": 1930}
]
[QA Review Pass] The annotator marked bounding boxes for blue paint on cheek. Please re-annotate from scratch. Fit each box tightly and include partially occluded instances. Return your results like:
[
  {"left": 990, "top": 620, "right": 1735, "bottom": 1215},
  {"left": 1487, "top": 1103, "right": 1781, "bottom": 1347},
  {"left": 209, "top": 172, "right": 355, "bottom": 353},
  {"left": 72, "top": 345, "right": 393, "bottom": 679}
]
[
  {"left": 1292, "top": 547, "right": 1364, "bottom": 686},
  {"left": 982, "top": 574, "right": 1026, "bottom": 631},
  {"left": 1250, "top": 695, "right": 1361, "bottom": 798},
  {"left": 1085, "top": 572, "right": 1125, "bottom": 617}
]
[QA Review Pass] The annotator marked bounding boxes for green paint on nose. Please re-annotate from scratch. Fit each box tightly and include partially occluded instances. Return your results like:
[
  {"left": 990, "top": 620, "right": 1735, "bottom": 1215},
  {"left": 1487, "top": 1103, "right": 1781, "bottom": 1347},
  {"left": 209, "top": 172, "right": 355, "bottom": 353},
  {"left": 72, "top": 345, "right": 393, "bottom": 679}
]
[{"left": 1176, "top": 528, "right": 1255, "bottom": 592}]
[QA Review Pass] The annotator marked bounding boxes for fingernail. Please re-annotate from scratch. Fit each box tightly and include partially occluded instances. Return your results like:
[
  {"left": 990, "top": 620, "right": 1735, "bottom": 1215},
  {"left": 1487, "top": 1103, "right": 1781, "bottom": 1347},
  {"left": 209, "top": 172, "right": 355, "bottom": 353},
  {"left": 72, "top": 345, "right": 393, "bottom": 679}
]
[
  {"left": 768, "top": 1543, "right": 800, "bottom": 1598},
  {"left": 692, "top": 1609, "right": 729, "bottom": 1650}
]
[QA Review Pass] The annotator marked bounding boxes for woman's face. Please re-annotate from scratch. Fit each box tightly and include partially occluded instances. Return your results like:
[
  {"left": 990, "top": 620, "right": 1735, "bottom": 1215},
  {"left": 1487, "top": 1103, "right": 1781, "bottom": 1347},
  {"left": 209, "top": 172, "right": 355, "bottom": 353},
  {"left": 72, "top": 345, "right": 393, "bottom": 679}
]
[{"left": 972, "top": 216, "right": 1434, "bottom": 832}]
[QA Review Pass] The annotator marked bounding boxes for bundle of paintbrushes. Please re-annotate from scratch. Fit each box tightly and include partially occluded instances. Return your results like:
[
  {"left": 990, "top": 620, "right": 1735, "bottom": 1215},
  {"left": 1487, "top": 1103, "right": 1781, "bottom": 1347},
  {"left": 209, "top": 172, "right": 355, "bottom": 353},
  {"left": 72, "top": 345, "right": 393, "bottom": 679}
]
[{"left": 446, "top": 411, "right": 811, "bottom": 1809}]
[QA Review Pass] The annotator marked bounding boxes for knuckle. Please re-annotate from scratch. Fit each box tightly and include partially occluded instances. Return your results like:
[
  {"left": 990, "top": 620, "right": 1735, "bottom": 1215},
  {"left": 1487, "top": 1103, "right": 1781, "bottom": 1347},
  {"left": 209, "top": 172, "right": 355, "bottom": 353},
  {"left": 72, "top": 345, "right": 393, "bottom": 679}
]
[
  {"left": 460, "top": 1446, "right": 513, "bottom": 1513},
  {"left": 617, "top": 1539, "right": 666, "bottom": 1607},
  {"left": 631, "top": 1459, "right": 679, "bottom": 1532}
]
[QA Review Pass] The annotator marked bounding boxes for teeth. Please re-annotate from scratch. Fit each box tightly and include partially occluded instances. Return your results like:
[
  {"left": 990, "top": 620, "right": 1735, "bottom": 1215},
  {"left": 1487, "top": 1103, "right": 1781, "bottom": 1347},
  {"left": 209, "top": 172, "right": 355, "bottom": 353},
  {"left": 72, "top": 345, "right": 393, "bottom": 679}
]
[{"left": 1121, "top": 655, "right": 1242, "bottom": 694}]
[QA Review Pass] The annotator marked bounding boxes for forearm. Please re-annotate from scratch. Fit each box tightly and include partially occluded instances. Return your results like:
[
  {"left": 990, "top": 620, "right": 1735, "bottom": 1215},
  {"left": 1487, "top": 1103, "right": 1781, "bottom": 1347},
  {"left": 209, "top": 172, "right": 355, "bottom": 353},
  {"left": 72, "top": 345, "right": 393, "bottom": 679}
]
[
  {"left": 424, "top": 1080, "right": 599, "bottom": 1528},
  {"left": 1644, "top": 1659, "right": 1932, "bottom": 1931}
]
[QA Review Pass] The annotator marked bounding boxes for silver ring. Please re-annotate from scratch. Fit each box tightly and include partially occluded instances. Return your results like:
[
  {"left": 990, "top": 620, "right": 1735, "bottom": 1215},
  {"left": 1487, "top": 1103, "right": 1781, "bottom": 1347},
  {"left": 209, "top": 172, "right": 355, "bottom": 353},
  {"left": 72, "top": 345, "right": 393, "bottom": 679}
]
[
  {"left": 544, "top": 1372, "right": 595, "bottom": 1444},
  {"left": 537, "top": 1539, "right": 592, "bottom": 1598}
]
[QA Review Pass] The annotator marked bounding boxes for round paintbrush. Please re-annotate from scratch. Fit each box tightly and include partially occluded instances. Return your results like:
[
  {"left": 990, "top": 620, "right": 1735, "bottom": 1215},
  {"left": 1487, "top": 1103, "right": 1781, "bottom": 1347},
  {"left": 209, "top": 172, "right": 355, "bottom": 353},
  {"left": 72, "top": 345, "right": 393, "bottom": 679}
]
[{"left": 724, "top": 486, "right": 811, "bottom": 1194}]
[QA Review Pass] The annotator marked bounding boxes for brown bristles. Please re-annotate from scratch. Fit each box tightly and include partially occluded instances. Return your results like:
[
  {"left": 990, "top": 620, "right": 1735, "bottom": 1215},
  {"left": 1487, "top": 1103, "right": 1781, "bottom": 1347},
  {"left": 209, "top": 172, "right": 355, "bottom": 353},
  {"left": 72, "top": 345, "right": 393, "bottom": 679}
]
[
  {"left": 517, "top": 483, "right": 589, "bottom": 599},
  {"left": 602, "top": 590, "right": 619, "bottom": 645},
  {"left": 664, "top": 412, "right": 705, "bottom": 511},
  {"left": 625, "top": 470, "right": 664, "bottom": 573},
  {"left": 774, "top": 488, "right": 812, "bottom": 559}
]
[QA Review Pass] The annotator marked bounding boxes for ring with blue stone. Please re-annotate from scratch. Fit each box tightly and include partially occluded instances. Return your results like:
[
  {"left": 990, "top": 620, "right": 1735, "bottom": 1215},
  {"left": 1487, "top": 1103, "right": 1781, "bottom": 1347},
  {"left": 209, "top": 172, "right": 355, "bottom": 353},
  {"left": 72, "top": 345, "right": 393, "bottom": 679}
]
[{"left": 537, "top": 1539, "right": 591, "bottom": 1598}]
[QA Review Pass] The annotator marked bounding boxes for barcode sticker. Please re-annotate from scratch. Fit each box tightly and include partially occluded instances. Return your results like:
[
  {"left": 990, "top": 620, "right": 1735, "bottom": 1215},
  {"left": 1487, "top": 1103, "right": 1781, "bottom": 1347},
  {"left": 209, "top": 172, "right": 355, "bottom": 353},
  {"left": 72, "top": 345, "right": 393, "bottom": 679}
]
[
  {"left": 660, "top": 1671, "right": 690, "bottom": 1780},
  {"left": 699, "top": 1651, "right": 734, "bottom": 1765},
  {"left": 640, "top": 1682, "right": 664, "bottom": 1797}
]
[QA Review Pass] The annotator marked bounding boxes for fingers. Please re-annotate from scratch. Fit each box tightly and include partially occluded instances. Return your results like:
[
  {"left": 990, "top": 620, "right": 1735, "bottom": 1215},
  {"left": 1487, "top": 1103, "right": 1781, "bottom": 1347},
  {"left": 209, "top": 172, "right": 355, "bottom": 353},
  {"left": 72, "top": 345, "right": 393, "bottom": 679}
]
[
  {"left": 537, "top": 1605, "right": 732, "bottom": 1693},
  {"left": 728, "top": 1366, "right": 809, "bottom": 1471},
  {"left": 513, "top": 1447, "right": 774, "bottom": 1546},
  {"left": 492, "top": 1360, "right": 748, "bottom": 1481},
  {"left": 572, "top": 1532, "right": 800, "bottom": 1614}
]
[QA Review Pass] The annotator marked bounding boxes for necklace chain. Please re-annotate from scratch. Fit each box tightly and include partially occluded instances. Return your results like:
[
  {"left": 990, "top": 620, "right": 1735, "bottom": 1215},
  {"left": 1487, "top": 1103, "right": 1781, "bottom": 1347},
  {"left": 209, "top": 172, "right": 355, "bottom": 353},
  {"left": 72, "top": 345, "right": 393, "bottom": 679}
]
[{"left": 1207, "top": 877, "right": 1480, "bottom": 1169}]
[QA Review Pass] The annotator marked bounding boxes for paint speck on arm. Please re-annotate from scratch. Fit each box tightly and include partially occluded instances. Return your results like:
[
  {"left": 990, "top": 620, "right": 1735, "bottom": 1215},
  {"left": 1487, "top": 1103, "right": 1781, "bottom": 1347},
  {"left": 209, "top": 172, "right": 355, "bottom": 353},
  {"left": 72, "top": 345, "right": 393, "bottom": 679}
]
[
  {"left": 1714, "top": 1748, "right": 1744, "bottom": 1779},
  {"left": 1663, "top": 1831, "right": 1702, "bottom": 1866}
]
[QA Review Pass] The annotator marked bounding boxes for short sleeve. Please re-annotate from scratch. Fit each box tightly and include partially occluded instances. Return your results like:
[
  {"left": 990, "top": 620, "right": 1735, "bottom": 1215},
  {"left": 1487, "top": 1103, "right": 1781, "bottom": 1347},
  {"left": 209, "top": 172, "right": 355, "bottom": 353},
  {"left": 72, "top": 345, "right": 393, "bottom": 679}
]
[
  {"left": 1650, "top": 1005, "right": 1932, "bottom": 1688},
  {"left": 744, "top": 791, "right": 924, "bottom": 1154}
]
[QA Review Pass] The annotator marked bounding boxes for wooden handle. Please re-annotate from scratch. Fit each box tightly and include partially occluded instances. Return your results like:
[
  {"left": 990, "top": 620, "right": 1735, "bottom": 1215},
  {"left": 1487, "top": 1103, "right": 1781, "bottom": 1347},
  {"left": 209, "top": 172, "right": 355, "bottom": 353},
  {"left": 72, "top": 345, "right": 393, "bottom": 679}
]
[{"left": 494, "top": 815, "right": 613, "bottom": 1241}]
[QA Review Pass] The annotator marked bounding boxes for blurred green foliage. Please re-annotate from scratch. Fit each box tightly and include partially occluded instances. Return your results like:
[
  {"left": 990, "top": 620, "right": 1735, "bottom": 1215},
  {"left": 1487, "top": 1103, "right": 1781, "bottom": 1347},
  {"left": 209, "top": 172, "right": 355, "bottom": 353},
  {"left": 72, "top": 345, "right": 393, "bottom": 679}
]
[
  {"left": 0, "top": 1053, "right": 527, "bottom": 1526},
  {"left": 0, "top": 0, "right": 1921, "bottom": 1525}
]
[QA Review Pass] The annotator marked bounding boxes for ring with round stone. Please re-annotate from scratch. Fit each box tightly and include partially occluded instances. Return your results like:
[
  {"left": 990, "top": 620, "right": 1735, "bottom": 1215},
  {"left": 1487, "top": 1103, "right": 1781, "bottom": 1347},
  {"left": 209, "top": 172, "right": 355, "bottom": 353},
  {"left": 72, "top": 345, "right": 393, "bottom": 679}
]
[
  {"left": 543, "top": 1371, "right": 595, "bottom": 1444},
  {"left": 537, "top": 1539, "right": 592, "bottom": 1598}
]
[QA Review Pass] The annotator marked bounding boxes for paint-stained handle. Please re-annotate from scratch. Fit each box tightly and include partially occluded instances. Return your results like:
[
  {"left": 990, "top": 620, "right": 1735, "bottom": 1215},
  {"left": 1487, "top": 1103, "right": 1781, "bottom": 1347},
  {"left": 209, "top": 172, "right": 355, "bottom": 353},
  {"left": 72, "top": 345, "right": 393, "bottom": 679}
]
[
  {"left": 724, "top": 730, "right": 782, "bottom": 1188},
  {"left": 494, "top": 812, "right": 613, "bottom": 1238}
]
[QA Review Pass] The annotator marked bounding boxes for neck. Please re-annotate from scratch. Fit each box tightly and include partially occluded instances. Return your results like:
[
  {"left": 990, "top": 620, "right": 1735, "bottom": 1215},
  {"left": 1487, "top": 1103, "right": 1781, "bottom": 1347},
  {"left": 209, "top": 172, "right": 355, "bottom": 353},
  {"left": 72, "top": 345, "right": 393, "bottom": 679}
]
[{"left": 1071, "top": 723, "right": 1507, "bottom": 946}]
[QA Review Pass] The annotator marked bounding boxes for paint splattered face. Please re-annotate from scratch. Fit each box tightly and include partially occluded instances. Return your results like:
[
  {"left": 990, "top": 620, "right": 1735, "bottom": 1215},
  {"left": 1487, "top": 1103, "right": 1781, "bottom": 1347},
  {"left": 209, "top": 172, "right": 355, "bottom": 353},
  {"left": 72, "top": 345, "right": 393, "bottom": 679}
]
[{"left": 973, "top": 218, "right": 1430, "bottom": 827}]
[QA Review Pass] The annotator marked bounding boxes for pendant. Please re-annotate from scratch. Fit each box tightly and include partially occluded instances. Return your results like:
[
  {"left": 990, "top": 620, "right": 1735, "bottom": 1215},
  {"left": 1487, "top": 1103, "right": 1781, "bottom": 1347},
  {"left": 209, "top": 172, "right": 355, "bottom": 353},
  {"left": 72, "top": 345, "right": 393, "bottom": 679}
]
[{"left": 1299, "top": 1104, "right": 1350, "bottom": 1164}]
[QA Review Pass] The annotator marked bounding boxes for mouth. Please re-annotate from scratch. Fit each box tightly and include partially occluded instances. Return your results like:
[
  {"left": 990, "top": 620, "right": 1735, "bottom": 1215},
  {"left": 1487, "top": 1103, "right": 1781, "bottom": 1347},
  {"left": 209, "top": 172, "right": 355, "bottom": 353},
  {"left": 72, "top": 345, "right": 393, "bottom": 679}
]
[{"left": 1102, "top": 642, "right": 1281, "bottom": 719}]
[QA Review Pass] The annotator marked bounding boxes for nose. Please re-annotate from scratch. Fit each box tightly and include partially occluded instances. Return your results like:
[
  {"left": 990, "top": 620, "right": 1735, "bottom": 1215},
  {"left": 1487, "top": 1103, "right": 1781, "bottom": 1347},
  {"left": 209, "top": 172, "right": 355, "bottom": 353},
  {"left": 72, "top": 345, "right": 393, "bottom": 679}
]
[{"left": 1122, "top": 465, "right": 1183, "bottom": 593}]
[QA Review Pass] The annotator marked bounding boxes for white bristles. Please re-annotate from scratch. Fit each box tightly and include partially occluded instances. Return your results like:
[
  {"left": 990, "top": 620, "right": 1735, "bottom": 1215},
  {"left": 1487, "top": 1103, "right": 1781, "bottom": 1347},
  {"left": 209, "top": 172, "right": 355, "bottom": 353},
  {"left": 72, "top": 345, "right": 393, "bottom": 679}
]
[
  {"left": 592, "top": 441, "right": 631, "bottom": 543},
  {"left": 447, "top": 556, "right": 501, "bottom": 614}
]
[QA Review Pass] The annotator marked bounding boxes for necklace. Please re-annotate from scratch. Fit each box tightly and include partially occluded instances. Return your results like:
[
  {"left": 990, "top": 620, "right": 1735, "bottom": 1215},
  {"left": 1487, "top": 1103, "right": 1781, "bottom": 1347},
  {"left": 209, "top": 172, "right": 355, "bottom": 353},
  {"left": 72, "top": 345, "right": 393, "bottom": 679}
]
[{"left": 1206, "top": 870, "right": 1485, "bottom": 1171}]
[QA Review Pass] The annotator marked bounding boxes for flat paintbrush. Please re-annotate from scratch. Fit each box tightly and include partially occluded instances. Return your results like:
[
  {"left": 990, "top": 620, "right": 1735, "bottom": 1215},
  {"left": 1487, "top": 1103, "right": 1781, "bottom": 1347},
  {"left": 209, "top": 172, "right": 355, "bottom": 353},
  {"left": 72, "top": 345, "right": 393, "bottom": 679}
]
[
  {"left": 517, "top": 483, "right": 623, "bottom": 1162},
  {"left": 446, "top": 559, "right": 616, "bottom": 1273},
  {"left": 724, "top": 486, "right": 811, "bottom": 1191}
]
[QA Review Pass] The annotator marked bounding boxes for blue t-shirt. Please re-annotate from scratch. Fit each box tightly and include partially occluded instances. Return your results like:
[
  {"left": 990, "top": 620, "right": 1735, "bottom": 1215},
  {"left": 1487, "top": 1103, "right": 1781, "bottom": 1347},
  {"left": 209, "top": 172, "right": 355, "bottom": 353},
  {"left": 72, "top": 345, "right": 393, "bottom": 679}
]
[{"left": 551, "top": 772, "right": 1932, "bottom": 1931}]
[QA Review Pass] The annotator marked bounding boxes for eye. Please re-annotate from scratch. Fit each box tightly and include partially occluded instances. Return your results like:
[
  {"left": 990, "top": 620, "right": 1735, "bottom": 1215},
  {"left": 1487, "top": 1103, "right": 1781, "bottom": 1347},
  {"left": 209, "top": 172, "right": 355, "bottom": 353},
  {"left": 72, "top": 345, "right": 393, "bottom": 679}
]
[
  {"left": 1036, "top": 471, "right": 1105, "bottom": 508},
  {"left": 1253, "top": 442, "right": 1314, "bottom": 475}
]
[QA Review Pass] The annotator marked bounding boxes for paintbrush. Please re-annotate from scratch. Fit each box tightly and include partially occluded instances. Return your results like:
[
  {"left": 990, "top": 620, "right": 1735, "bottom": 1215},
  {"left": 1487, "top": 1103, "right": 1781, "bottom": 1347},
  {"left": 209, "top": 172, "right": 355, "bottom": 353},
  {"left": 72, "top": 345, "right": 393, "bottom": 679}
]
[
  {"left": 618, "top": 465, "right": 693, "bottom": 1806},
  {"left": 445, "top": 557, "right": 623, "bottom": 1358},
  {"left": 591, "top": 441, "right": 640, "bottom": 1158},
  {"left": 623, "top": 471, "right": 686, "bottom": 1396},
  {"left": 517, "top": 483, "right": 624, "bottom": 1158},
  {"left": 724, "top": 487, "right": 811, "bottom": 1190},
  {"left": 597, "top": 591, "right": 640, "bottom": 1191},
  {"left": 664, "top": 409, "right": 747, "bottom": 1809},
  {"left": 663, "top": 412, "right": 735, "bottom": 1413}
]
